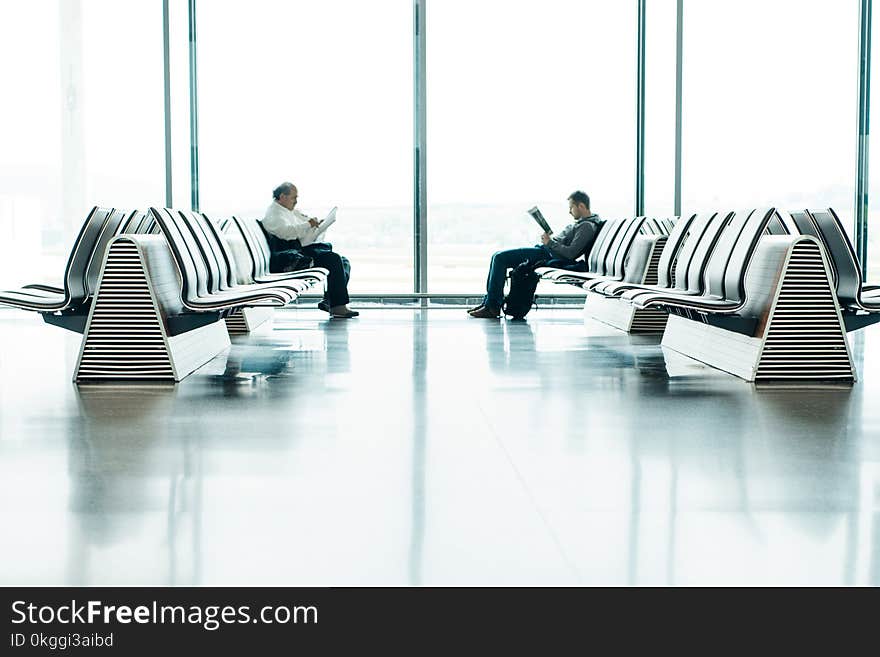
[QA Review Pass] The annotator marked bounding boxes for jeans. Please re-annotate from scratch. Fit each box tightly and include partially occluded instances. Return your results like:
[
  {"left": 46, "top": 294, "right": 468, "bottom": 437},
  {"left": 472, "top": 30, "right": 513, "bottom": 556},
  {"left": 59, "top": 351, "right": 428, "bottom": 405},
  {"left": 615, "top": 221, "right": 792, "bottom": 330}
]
[{"left": 482, "top": 246, "right": 557, "bottom": 309}]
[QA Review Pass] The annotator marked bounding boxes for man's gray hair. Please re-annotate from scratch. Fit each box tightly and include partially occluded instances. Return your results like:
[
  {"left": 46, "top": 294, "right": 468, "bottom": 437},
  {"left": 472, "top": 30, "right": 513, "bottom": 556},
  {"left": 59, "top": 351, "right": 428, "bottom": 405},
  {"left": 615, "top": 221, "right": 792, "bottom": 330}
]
[{"left": 272, "top": 182, "right": 296, "bottom": 200}]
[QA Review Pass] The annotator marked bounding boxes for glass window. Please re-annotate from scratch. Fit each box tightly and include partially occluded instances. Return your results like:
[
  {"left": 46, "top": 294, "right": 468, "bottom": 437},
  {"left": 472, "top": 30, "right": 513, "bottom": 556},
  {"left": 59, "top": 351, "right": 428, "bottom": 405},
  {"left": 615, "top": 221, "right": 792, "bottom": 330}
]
[
  {"left": 81, "top": 1, "right": 165, "bottom": 209},
  {"left": 682, "top": 1, "right": 857, "bottom": 233},
  {"left": 644, "top": 0, "right": 677, "bottom": 218},
  {"left": 0, "top": 0, "right": 164, "bottom": 289},
  {"left": 868, "top": 1, "right": 880, "bottom": 280},
  {"left": 427, "top": 0, "right": 636, "bottom": 294},
  {"left": 197, "top": 0, "right": 413, "bottom": 292},
  {"left": 169, "top": 0, "right": 194, "bottom": 209},
  {"left": 0, "top": 1, "right": 63, "bottom": 288}
]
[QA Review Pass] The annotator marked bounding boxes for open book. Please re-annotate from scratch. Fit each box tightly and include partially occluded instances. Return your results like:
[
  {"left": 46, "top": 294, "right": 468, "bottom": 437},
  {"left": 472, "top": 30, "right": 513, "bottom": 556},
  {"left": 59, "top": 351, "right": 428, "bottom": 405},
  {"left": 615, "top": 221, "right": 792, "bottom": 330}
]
[
  {"left": 527, "top": 206, "right": 552, "bottom": 234},
  {"left": 300, "top": 206, "right": 337, "bottom": 247}
]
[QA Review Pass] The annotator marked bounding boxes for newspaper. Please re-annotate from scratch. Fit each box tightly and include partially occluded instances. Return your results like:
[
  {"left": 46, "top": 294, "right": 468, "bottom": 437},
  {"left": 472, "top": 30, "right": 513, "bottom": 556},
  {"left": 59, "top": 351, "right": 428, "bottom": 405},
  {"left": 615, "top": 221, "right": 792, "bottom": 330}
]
[
  {"left": 527, "top": 206, "right": 552, "bottom": 234},
  {"left": 300, "top": 206, "right": 337, "bottom": 247}
]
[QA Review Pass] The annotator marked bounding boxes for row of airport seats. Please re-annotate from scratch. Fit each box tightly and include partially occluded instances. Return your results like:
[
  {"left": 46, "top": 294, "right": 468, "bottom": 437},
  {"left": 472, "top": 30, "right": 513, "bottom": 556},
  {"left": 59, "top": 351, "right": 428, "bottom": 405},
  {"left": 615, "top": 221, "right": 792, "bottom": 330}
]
[
  {"left": 0, "top": 207, "right": 328, "bottom": 382},
  {"left": 539, "top": 207, "right": 878, "bottom": 382},
  {"left": 7, "top": 203, "right": 869, "bottom": 384},
  {"left": 0, "top": 208, "right": 158, "bottom": 332},
  {"left": 540, "top": 215, "right": 676, "bottom": 329},
  {"left": 0, "top": 207, "right": 675, "bottom": 382}
]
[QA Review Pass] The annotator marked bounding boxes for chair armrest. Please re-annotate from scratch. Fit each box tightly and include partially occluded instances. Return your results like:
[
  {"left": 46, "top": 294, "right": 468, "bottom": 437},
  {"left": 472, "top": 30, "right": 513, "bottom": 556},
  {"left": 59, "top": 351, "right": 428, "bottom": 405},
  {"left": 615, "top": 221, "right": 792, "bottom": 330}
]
[{"left": 22, "top": 284, "right": 65, "bottom": 294}]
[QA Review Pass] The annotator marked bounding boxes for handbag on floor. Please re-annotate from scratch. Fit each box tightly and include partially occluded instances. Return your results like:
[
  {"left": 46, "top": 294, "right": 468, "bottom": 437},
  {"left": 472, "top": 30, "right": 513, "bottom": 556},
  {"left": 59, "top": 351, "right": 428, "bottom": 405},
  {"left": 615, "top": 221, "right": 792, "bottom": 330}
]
[{"left": 502, "top": 260, "right": 542, "bottom": 320}]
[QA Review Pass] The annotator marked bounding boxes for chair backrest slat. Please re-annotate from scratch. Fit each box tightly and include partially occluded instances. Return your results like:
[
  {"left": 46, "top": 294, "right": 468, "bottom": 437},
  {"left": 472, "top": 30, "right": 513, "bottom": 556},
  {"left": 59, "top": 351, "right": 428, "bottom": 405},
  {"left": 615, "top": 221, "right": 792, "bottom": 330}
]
[
  {"left": 199, "top": 212, "right": 244, "bottom": 289},
  {"left": 680, "top": 212, "right": 731, "bottom": 293},
  {"left": 640, "top": 218, "right": 659, "bottom": 235},
  {"left": 670, "top": 213, "right": 716, "bottom": 290},
  {"left": 82, "top": 208, "right": 130, "bottom": 297},
  {"left": 765, "top": 212, "right": 790, "bottom": 235},
  {"left": 178, "top": 210, "right": 230, "bottom": 294},
  {"left": 719, "top": 208, "right": 776, "bottom": 303},
  {"left": 608, "top": 217, "right": 646, "bottom": 278},
  {"left": 221, "top": 218, "right": 258, "bottom": 285},
  {"left": 598, "top": 219, "right": 634, "bottom": 276},
  {"left": 149, "top": 207, "right": 209, "bottom": 302},
  {"left": 789, "top": 211, "right": 821, "bottom": 239},
  {"left": 806, "top": 208, "right": 863, "bottom": 305},
  {"left": 656, "top": 213, "right": 696, "bottom": 288},
  {"left": 62, "top": 206, "right": 114, "bottom": 304},
  {"left": 586, "top": 219, "right": 622, "bottom": 274},
  {"left": 699, "top": 209, "right": 760, "bottom": 299},
  {"left": 118, "top": 209, "right": 142, "bottom": 234},
  {"left": 233, "top": 216, "right": 273, "bottom": 278},
  {"left": 132, "top": 210, "right": 153, "bottom": 235}
]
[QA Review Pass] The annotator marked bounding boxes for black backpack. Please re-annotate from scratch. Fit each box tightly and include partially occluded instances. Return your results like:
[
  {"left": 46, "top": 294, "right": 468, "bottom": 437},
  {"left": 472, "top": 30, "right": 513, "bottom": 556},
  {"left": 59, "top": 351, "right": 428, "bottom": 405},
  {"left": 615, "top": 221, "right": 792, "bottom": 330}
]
[{"left": 502, "top": 260, "right": 542, "bottom": 319}]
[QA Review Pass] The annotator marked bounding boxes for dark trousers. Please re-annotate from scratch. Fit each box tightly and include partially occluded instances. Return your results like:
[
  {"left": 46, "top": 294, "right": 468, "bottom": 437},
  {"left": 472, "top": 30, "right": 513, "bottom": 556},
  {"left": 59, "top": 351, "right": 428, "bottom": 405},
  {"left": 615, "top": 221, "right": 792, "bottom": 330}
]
[
  {"left": 483, "top": 246, "right": 563, "bottom": 308},
  {"left": 311, "top": 250, "right": 351, "bottom": 307}
]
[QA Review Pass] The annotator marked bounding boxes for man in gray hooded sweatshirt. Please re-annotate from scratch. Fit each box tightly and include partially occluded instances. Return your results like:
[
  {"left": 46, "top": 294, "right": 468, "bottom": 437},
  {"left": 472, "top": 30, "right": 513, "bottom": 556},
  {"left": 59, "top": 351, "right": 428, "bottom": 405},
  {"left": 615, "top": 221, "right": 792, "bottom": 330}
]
[{"left": 469, "top": 190, "right": 602, "bottom": 318}]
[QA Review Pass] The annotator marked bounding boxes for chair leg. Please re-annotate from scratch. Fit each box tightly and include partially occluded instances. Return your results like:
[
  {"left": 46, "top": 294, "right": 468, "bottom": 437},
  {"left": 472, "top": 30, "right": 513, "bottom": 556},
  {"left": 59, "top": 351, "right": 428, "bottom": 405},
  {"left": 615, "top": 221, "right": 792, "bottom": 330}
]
[
  {"left": 224, "top": 306, "right": 274, "bottom": 335},
  {"left": 584, "top": 292, "right": 668, "bottom": 334},
  {"left": 754, "top": 239, "right": 855, "bottom": 381},
  {"left": 661, "top": 238, "right": 855, "bottom": 382},
  {"left": 74, "top": 237, "right": 230, "bottom": 382}
]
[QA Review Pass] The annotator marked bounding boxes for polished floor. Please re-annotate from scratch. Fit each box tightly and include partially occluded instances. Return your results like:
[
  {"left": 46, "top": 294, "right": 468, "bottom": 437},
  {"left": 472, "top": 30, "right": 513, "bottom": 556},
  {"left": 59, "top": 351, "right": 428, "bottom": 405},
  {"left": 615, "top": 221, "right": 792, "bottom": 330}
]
[{"left": 0, "top": 307, "right": 878, "bottom": 586}]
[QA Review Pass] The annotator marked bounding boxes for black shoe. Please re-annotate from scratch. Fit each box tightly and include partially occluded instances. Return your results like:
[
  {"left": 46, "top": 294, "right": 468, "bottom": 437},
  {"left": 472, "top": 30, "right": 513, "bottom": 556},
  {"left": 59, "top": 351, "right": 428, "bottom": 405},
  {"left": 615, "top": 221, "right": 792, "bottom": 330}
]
[
  {"left": 330, "top": 309, "right": 360, "bottom": 319},
  {"left": 318, "top": 300, "right": 331, "bottom": 313},
  {"left": 469, "top": 306, "right": 501, "bottom": 319}
]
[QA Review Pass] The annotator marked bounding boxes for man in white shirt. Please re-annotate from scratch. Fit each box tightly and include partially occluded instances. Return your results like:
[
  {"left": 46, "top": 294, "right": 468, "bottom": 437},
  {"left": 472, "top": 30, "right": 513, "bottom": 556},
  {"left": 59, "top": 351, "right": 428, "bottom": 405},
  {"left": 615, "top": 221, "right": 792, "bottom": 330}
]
[{"left": 263, "top": 182, "right": 357, "bottom": 319}]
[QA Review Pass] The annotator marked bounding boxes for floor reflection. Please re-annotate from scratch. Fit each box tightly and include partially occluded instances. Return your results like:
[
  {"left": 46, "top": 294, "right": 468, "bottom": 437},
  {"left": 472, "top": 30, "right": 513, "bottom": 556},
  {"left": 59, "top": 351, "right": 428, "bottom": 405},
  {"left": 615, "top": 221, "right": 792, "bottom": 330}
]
[
  {"left": 69, "top": 384, "right": 201, "bottom": 585},
  {"left": 409, "top": 310, "right": 427, "bottom": 585},
  {"left": 0, "top": 308, "right": 877, "bottom": 585}
]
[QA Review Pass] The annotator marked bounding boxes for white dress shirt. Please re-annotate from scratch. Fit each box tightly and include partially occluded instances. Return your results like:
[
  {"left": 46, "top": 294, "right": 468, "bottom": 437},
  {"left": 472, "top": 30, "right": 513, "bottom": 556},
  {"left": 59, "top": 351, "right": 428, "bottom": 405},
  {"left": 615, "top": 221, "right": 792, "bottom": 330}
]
[{"left": 262, "top": 200, "right": 320, "bottom": 243}]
